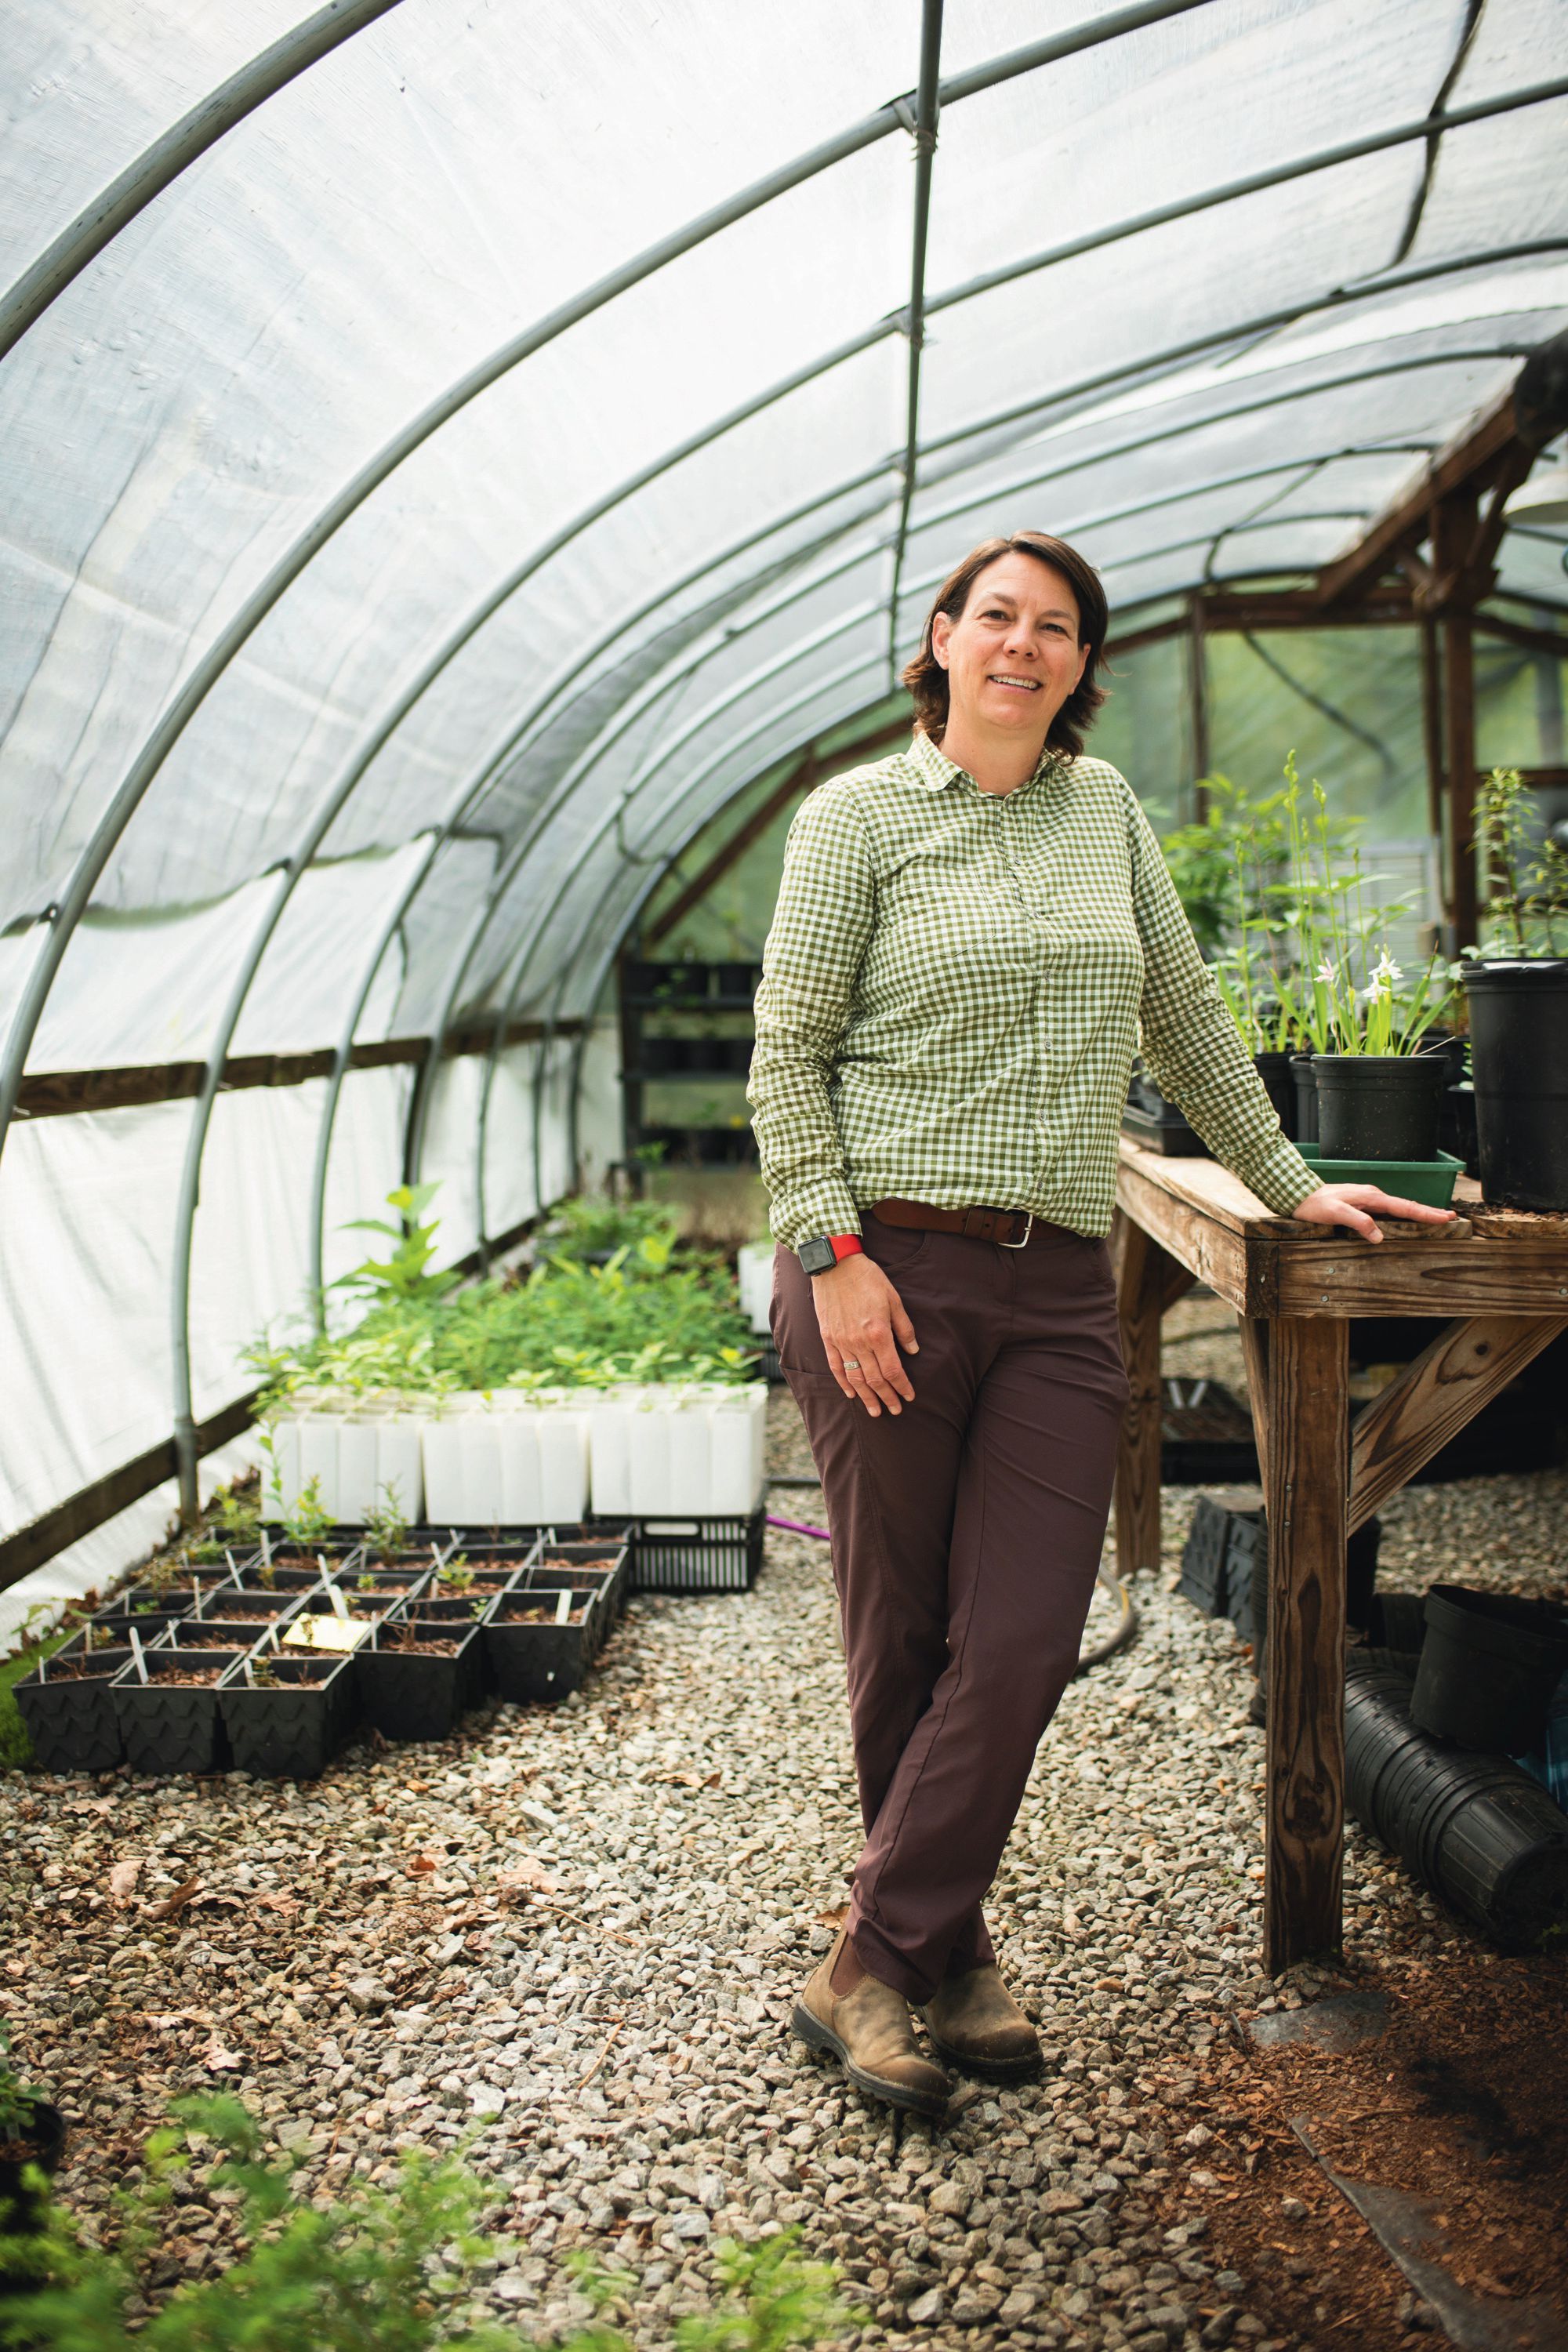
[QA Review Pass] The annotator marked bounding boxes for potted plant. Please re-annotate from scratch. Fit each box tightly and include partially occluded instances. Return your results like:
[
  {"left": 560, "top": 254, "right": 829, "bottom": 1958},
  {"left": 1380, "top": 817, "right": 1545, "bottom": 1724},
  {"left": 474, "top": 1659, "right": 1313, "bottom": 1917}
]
[
  {"left": 1463, "top": 766, "right": 1568, "bottom": 1210},
  {"left": 1268, "top": 776, "right": 1458, "bottom": 1169},
  {"left": 358, "top": 1595, "right": 488, "bottom": 1740},
  {"left": 11, "top": 1629, "right": 132, "bottom": 1773},
  {"left": 111, "top": 1642, "right": 245, "bottom": 1775},
  {"left": 483, "top": 1544, "right": 626, "bottom": 1703},
  {"left": 218, "top": 1647, "right": 358, "bottom": 1779},
  {"left": 0, "top": 2021, "right": 65, "bottom": 2257}
]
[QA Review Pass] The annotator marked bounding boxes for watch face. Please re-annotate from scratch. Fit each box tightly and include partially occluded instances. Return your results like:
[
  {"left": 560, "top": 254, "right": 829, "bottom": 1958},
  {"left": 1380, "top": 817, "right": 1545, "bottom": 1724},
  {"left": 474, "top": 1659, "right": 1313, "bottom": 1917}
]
[{"left": 797, "top": 1235, "right": 837, "bottom": 1275}]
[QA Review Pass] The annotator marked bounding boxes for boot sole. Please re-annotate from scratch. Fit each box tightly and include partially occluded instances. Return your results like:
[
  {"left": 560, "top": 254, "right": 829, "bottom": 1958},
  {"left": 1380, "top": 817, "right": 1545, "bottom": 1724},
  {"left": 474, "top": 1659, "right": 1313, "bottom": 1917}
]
[
  {"left": 923, "top": 2028, "right": 1044, "bottom": 2085},
  {"left": 790, "top": 2001, "right": 951, "bottom": 2121}
]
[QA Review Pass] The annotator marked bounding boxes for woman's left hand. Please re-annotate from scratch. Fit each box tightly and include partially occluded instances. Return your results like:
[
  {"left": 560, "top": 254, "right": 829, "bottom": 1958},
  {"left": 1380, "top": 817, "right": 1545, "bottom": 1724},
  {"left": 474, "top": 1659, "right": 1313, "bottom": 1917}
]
[{"left": 1290, "top": 1184, "right": 1457, "bottom": 1244}]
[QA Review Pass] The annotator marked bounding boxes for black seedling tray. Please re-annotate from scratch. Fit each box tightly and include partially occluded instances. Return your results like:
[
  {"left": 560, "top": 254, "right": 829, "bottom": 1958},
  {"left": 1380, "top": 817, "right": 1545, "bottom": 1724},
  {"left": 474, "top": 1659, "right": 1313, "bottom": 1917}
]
[
  {"left": 483, "top": 1546, "right": 626, "bottom": 1703},
  {"left": 358, "top": 1598, "right": 486, "bottom": 1740},
  {"left": 12, "top": 1635, "right": 132, "bottom": 1772},
  {"left": 529, "top": 1539, "right": 630, "bottom": 1626},
  {"left": 219, "top": 1652, "right": 358, "bottom": 1778},
  {"left": 112, "top": 1649, "right": 245, "bottom": 1773}
]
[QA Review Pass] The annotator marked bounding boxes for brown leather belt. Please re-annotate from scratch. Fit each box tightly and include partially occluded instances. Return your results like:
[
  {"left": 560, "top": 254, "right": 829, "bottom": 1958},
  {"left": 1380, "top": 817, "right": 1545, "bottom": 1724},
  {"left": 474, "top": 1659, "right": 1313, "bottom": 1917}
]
[{"left": 869, "top": 1196, "right": 1048, "bottom": 1249}]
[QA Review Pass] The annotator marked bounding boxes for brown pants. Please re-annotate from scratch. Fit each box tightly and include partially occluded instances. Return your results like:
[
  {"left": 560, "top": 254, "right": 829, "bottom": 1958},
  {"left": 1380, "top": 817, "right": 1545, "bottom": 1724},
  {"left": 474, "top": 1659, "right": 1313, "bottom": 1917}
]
[{"left": 772, "top": 1212, "right": 1130, "bottom": 2004}]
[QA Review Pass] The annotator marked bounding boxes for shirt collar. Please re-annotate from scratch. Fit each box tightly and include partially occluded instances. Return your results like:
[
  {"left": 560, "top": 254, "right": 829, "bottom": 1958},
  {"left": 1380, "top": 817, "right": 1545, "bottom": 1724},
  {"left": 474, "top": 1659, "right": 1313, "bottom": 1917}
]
[{"left": 908, "top": 728, "right": 1063, "bottom": 796}]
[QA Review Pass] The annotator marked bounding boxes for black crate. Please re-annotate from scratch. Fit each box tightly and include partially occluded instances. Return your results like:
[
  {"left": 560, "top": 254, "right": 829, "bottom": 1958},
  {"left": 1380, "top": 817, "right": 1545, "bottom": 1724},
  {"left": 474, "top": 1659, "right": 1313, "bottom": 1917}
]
[
  {"left": 631, "top": 1510, "right": 764, "bottom": 1595},
  {"left": 1178, "top": 1496, "right": 1234, "bottom": 1617},
  {"left": 1161, "top": 1380, "right": 1258, "bottom": 1483}
]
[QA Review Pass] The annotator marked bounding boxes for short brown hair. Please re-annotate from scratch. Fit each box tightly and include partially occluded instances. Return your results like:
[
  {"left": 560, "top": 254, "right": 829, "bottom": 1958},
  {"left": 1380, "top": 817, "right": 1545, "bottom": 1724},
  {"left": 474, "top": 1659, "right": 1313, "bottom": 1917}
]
[{"left": 901, "top": 532, "right": 1109, "bottom": 758}]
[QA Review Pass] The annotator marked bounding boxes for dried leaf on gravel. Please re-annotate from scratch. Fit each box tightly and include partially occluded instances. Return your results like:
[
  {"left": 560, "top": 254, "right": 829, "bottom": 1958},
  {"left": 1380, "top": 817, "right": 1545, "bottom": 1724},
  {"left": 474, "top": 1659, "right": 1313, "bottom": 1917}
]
[
  {"left": 107, "top": 1858, "right": 140, "bottom": 1903},
  {"left": 142, "top": 1875, "right": 199, "bottom": 1920},
  {"left": 497, "top": 1858, "right": 560, "bottom": 1899}
]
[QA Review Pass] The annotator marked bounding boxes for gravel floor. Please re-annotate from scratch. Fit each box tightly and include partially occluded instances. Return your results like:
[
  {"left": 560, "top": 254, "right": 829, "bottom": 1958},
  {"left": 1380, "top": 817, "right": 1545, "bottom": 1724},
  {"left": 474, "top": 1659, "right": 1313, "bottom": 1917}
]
[{"left": 5, "top": 1381, "right": 1566, "bottom": 2350}]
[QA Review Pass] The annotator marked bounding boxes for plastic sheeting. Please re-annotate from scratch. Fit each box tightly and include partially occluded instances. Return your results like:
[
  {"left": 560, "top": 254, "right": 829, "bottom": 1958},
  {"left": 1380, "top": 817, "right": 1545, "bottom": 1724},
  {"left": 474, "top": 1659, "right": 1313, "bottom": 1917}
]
[{"left": 2, "top": 0, "right": 1566, "bottom": 1625}]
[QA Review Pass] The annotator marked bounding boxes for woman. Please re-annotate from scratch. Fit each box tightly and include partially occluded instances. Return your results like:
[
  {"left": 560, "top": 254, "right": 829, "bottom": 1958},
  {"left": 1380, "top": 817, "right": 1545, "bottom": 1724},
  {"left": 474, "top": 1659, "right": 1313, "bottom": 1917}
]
[{"left": 746, "top": 532, "right": 1453, "bottom": 2123}]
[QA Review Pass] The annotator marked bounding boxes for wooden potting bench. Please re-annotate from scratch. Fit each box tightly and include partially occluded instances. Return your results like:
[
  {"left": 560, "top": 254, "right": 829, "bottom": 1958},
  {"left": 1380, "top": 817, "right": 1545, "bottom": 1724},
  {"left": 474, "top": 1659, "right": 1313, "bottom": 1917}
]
[{"left": 1110, "top": 1135, "right": 1568, "bottom": 1974}]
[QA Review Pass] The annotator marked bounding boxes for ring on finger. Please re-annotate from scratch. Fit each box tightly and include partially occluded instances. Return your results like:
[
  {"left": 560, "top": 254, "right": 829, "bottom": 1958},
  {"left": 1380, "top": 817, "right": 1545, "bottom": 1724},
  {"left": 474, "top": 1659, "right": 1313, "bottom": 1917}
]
[{"left": 840, "top": 1357, "right": 861, "bottom": 1370}]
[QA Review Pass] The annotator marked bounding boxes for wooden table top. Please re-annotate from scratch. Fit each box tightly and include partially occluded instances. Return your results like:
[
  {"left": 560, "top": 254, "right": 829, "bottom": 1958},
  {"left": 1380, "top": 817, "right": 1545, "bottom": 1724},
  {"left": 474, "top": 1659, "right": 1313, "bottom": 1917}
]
[{"left": 1115, "top": 1137, "right": 1568, "bottom": 1318}]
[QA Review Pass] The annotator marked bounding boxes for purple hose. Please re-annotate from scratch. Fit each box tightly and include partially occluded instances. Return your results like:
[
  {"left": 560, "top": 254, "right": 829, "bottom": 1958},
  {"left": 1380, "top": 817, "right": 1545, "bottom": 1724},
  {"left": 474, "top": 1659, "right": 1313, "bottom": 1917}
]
[{"left": 767, "top": 1510, "right": 831, "bottom": 1542}]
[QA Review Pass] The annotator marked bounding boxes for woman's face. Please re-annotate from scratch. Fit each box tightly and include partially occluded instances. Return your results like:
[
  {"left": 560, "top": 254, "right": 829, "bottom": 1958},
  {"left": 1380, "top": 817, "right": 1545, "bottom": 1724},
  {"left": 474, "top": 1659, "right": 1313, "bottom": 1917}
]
[{"left": 931, "top": 551, "right": 1088, "bottom": 744}]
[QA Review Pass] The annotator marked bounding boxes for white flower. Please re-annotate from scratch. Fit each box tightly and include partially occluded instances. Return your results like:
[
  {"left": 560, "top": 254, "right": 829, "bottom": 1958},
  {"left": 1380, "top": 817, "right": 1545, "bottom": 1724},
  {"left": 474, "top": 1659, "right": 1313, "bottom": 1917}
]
[
  {"left": 1370, "top": 952, "right": 1403, "bottom": 985},
  {"left": 1314, "top": 958, "right": 1337, "bottom": 985}
]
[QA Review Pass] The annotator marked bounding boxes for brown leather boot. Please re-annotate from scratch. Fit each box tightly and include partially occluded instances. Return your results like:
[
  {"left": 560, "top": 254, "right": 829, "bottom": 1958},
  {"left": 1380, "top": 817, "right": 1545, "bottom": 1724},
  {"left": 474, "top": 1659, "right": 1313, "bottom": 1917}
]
[
  {"left": 792, "top": 1931, "right": 951, "bottom": 2120},
  {"left": 920, "top": 1963, "right": 1043, "bottom": 2082}
]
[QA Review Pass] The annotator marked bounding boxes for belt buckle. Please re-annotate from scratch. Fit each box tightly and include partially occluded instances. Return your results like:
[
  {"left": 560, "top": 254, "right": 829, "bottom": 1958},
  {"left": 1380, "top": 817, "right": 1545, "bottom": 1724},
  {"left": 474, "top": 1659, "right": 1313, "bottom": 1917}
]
[{"left": 998, "top": 1210, "right": 1033, "bottom": 1250}]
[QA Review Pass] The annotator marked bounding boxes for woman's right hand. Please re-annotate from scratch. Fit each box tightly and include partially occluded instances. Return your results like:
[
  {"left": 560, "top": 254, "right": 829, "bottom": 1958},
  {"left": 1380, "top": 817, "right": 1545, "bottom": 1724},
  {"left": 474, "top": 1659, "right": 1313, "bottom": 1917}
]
[{"left": 811, "top": 1254, "right": 918, "bottom": 1415}]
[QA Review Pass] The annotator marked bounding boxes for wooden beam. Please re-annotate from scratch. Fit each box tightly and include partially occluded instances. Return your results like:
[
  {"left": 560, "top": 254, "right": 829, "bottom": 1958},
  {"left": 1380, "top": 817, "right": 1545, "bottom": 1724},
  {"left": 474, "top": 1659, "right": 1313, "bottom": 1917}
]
[
  {"left": 1347, "top": 1313, "right": 1568, "bottom": 1534},
  {"left": 1205, "top": 586, "right": 1416, "bottom": 632},
  {"left": 1420, "top": 613, "right": 1443, "bottom": 845},
  {"left": 1189, "top": 593, "right": 1210, "bottom": 812},
  {"left": 13, "top": 1020, "right": 586, "bottom": 1123},
  {"left": 1314, "top": 383, "right": 1521, "bottom": 608},
  {"left": 1434, "top": 488, "right": 1480, "bottom": 945},
  {"left": 1263, "top": 1313, "right": 1348, "bottom": 1973},
  {"left": 1238, "top": 1316, "right": 1272, "bottom": 1498}
]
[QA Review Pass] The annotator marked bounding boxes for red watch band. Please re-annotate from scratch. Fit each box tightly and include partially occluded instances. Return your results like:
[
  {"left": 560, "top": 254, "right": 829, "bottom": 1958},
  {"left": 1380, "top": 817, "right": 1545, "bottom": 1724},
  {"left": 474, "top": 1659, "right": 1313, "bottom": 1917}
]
[{"left": 828, "top": 1233, "right": 864, "bottom": 1261}]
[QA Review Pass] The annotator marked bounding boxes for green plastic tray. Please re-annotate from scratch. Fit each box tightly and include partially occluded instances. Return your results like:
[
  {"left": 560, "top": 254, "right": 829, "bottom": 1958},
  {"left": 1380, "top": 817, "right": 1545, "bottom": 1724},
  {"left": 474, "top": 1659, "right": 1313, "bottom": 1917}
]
[{"left": 1295, "top": 1144, "right": 1462, "bottom": 1207}]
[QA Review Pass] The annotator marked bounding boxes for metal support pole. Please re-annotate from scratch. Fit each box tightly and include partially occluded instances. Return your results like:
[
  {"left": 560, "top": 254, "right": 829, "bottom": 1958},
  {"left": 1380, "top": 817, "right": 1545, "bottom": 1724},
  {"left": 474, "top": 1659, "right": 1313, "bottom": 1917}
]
[
  {"left": 0, "top": 0, "right": 405, "bottom": 361},
  {"left": 885, "top": 0, "right": 945, "bottom": 687}
]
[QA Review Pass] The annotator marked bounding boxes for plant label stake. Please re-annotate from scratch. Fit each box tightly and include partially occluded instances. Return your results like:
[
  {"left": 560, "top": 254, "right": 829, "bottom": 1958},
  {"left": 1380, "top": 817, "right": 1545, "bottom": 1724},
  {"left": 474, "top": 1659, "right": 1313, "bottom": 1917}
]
[
  {"left": 191, "top": 1575, "right": 202, "bottom": 1618},
  {"left": 327, "top": 1582, "right": 351, "bottom": 1622},
  {"left": 226, "top": 1549, "right": 242, "bottom": 1584},
  {"left": 128, "top": 1624, "right": 150, "bottom": 1684},
  {"left": 555, "top": 1587, "right": 572, "bottom": 1624},
  {"left": 260, "top": 1526, "right": 272, "bottom": 1572},
  {"left": 243, "top": 1657, "right": 255, "bottom": 1686}
]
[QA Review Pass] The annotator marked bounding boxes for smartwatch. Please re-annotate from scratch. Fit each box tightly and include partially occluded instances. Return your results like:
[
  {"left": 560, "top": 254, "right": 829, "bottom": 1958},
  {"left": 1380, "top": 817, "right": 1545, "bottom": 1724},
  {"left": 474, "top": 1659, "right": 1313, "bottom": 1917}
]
[{"left": 796, "top": 1233, "right": 864, "bottom": 1276}]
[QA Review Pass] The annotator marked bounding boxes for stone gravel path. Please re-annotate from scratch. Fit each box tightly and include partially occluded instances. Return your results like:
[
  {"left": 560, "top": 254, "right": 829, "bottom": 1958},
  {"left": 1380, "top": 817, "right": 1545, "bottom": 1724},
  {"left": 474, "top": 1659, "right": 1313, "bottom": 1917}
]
[{"left": 5, "top": 1384, "right": 1564, "bottom": 2350}]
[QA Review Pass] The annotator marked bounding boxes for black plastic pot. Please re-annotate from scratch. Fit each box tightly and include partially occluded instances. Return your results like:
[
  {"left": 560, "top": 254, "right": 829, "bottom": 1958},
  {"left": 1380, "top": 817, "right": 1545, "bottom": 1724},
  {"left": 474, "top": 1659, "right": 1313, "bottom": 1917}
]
[
  {"left": 218, "top": 1653, "right": 357, "bottom": 1778},
  {"left": 1369, "top": 1588, "right": 1428, "bottom": 1654},
  {"left": 483, "top": 1546, "right": 625, "bottom": 1701},
  {"left": 1345, "top": 1657, "right": 1568, "bottom": 1949},
  {"left": 1463, "top": 957, "right": 1568, "bottom": 1210},
  {"left": 1313, "top": 1053, "right": 1447, "bottom": 1161},
  {"left": 11, "top": 1636, "right": 131, "bottom": 1773},
  {"left": 1290, "top": 1054, "right": 1319, "bottom": 1145},
  {"left": 358, "top": 1599, "right": 485, "bottom": 1739},
  {"left": 1122, "top": 1068, "right": 1206, "bottom": 1156},
  {"left": 111, "top": 1650, "right": 243, "bottom": 1774},
  {"left": 1443, "top": 1080, "right": 1479, "bottom": 1178},
  {"left": 1253, "top": 1051, "right": 1297, "bottom": 1138},
  {"left": 1411, "top": 1584, "right": 1568, "bottom": 1753}
]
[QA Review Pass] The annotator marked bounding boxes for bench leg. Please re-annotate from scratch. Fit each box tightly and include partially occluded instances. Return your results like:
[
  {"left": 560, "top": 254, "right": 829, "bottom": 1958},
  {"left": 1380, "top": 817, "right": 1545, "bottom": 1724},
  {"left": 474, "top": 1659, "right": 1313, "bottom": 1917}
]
[
  {"left": 1262, "top": 1314, "right": 1348, "bottom": 1975},
  {"left": 1113, "top": 1214, "right": 1171, "bottom": 1581}
]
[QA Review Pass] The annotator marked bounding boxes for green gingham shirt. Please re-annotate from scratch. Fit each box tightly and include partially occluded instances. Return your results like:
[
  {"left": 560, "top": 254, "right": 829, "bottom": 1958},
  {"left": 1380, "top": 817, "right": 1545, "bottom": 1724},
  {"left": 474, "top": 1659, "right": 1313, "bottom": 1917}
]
[{"left": 747, "top": 730, "right": 1319, "bottom": 1247}]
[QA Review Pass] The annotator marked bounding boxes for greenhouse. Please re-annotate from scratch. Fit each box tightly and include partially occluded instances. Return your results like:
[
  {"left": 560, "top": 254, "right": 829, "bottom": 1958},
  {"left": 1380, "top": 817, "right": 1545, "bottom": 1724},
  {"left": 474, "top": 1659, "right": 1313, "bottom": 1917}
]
[{"left": 2, "top": 2, "right": 1567, "bottom": 2347}]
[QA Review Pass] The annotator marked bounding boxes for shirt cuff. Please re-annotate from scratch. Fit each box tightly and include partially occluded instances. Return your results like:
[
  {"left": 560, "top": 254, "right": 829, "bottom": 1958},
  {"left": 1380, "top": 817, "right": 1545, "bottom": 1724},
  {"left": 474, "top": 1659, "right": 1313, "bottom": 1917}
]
[
  {"left": 767, "top": 1181, "right": 863, "bottom": 1253},
  {"left": 1234, "top": 1136, "right": 1321, "bottom": 1218}
]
